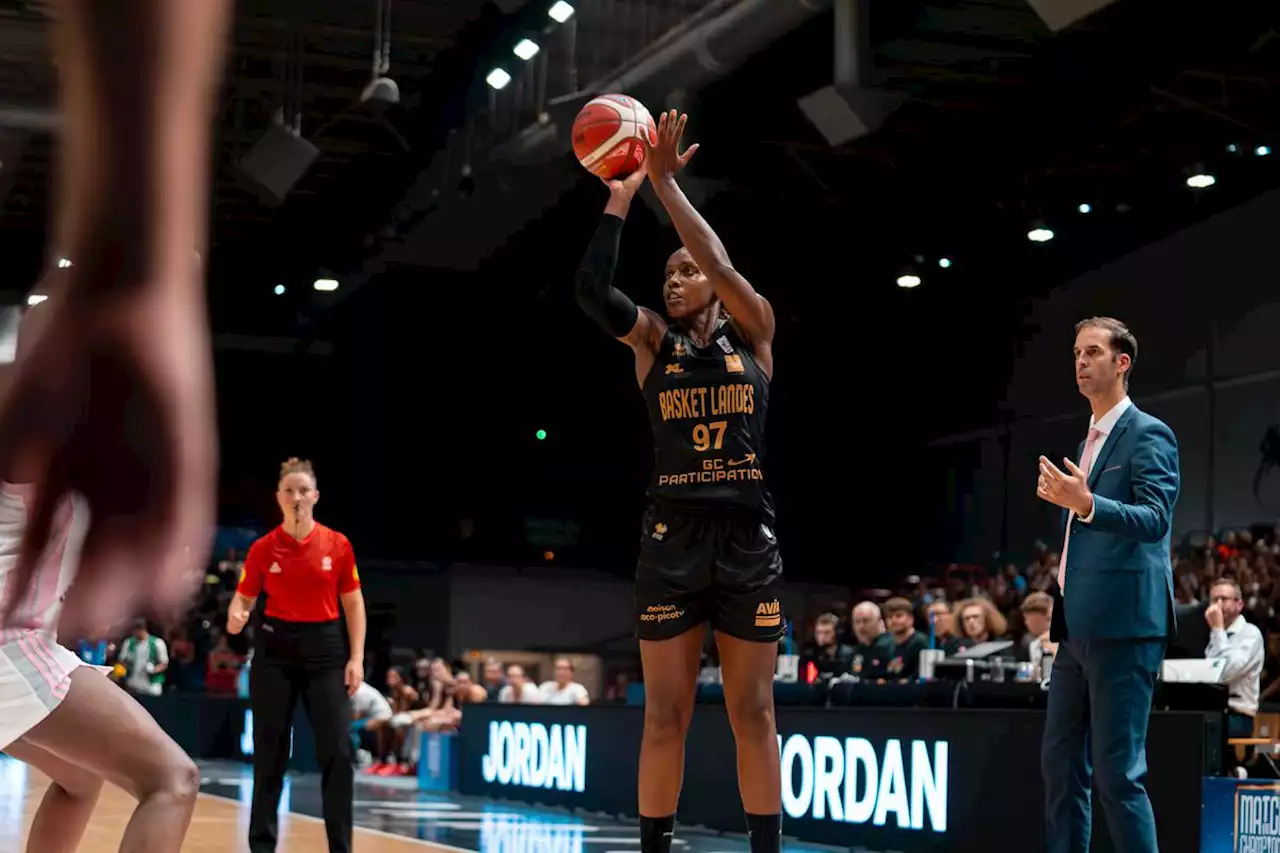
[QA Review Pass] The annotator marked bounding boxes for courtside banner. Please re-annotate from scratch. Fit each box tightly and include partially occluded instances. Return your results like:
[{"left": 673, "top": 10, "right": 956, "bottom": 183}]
[
  {"left": 456, "top": 704, "right": 1207, "bottom": 852},
  {"left": 1201, "top": 777, "right": 1280, "bottom": 852}
]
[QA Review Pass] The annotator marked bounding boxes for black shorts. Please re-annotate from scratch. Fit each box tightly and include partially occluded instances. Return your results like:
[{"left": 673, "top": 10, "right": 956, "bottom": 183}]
[{"left": 634, "top": 500, "right": 784, "bottom": 643}]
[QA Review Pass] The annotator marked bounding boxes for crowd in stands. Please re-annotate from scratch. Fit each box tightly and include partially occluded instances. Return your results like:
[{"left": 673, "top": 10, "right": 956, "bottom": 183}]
[
  {"left": 74, "top": 520, "right": 1280, "bottom": 777},
  {"left": 795, "top": 522, "right": 1280, "bottom": 706},
  {"left": 349, "top": 653, "right": 594, "bottom": 777}
]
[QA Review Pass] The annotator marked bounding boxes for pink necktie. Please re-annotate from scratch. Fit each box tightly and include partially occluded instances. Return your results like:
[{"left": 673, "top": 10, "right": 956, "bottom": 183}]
[{"left": 1057, "top": 427, "right": 1102, "bottom": 592}]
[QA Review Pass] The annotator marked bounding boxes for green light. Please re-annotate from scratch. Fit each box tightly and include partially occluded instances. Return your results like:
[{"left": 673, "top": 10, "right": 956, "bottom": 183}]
[{"left": 535, "top": 429, "right": 547, "bottom": 440}]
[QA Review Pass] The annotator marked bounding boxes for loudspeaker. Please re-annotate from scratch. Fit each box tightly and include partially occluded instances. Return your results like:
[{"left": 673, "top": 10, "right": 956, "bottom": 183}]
[
  {"left": 797, "top": 83, "right": 903, "bottom": 148},
  {"left": 234, "top": 123, "right": 321, "bottom": 205},
  {"left": 1024, "top": 0, "right": 1121, "bottom": 31}
]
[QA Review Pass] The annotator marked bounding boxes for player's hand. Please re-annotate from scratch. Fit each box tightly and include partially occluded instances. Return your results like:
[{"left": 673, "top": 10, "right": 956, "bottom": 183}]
[
  {"left": 226, "top": 609, "right": 250, "bottom": 635},
  {"left": 1036, "top": 456, "right": 1094, "bottom": 518},
  {"left": 643, "top": 110, "right": 699, "bottom": 183},
  {"left": 601, "top": 168, "right": 646, "bottom": 197},
  {"left": 1205, "top": 602, "right": 1225, "bottom": 631},
  {"left": 345, "top": 658, "right": 364, "bottom": 696},
  {"left": 0, "top": 278, "right": 217, "bottom": 638}
]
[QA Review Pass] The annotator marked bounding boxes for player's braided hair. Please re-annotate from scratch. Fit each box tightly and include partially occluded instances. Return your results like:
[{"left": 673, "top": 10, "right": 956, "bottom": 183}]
[{"left": 279, "top": 457, "right": 316, "bottom": 484}]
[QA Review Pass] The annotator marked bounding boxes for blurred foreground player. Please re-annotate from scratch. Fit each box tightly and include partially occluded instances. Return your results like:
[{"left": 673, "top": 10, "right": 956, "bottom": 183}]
[
  {"left": 574, "top": 110, "right": 783, "bottom": 853},
  {"left": 0, "top": 0, "right": 232, "bottom": 638},
  {"left": 227, "top": 458, "right": 366, "bottom": 853},
  {"left": 0, "top": 294, "right": 200, "bottom": 853}
]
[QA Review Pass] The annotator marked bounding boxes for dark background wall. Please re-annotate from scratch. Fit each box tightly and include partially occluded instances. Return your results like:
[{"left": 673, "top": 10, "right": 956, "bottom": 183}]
[{"left": 928, "top": 188, "right": 1280, "bottom": 564}]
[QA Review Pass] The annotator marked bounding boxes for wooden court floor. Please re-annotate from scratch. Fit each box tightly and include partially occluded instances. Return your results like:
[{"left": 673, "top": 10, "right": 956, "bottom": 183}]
[{"left": 1, "top": 767, "right": 451, "bottom": 853}]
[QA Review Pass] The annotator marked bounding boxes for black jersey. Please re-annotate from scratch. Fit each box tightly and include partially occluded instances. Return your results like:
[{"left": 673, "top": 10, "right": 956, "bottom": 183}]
[{"left": 642, "top": 321, "right": 772, "bottom": 514}]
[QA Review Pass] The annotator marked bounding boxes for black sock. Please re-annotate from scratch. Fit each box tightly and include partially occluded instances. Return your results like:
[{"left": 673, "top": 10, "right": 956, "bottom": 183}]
[
  {"left": 745, "top": 813, "right": 781, "bottom": 853},
  {"left": 640, "top": 815, "right": 675, "bottom": 853}
]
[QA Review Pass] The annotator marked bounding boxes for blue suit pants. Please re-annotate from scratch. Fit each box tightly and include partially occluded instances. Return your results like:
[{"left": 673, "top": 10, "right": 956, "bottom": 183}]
[{"left": 1041, "top": 637, "right": 1164, "bottom": 853}]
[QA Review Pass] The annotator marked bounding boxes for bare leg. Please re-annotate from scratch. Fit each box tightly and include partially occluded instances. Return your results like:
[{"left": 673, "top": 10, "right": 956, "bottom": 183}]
[
  {"left": 715, "top": 632, "right": 780, "bottom": 814},
  {"left": 637, "top": 629, "right": 704, "bottom": 817},
  {"left": 21, "top": 668, "right": 200, "bottom": 853},
  {"left": 2, "top": 738, "right": 102, "bottom": 853}
]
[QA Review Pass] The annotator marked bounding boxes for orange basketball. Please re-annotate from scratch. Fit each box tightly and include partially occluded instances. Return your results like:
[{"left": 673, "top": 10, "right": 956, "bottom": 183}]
[{"left": 572, "top": 94, "right": 658, "bottom": 180}]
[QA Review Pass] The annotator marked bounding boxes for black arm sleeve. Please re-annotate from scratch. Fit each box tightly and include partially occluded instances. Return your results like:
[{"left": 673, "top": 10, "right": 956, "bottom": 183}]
[{"left": 574, "top": 213, "right": 639, "bottom": 338}]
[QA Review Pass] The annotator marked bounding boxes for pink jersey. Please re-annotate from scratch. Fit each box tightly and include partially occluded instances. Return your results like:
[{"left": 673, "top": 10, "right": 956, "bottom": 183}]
[{"left": 0, "top": 484, "right": 89, "bottom": 640}]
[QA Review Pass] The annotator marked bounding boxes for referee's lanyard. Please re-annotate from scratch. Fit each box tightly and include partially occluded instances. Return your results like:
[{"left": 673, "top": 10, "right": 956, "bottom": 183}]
[{"left": 255, "top": 617, "right": 346, "bottom": 667}]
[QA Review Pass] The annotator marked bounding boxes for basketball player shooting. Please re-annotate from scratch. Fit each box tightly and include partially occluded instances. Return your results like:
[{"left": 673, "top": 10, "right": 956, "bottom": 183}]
[
  {"left": 574, "top": 107, "right": 784, "bottom": 853},
  {"left": 0, "top": 0, "right": 232, "bottom": 638}
]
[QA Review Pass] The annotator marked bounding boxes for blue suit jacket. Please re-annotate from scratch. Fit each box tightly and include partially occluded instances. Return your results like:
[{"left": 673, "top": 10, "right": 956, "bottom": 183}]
[{"left": 1050, "top": 404, "right": 1180, "bottom": 642}]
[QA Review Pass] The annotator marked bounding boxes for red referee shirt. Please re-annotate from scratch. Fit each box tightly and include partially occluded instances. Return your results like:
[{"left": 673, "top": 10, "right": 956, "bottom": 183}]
[{"left": 236, "top": 523, "right": 360, "bottom": 622}]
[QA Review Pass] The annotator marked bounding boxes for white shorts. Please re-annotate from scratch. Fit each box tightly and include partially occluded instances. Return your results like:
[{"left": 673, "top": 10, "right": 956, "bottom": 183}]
[{"left": 0, "top": 631, "right": 89, "bottom": 750}]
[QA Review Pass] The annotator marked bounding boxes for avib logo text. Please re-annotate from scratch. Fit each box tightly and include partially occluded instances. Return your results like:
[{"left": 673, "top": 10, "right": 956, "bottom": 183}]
[{"left": 481, "top": 720, "right": 587, "bottom": 792}]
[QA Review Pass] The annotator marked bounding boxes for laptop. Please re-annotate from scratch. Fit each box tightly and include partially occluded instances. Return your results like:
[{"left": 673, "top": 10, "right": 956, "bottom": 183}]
[{"left": 1161, "top": 657, "right": 1226, "bottom": 683}]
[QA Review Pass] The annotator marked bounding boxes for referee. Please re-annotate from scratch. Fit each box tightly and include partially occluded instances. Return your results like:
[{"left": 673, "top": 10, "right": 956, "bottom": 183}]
[{"left": 226, "top": 458, "right": 366, "bottom": 853}]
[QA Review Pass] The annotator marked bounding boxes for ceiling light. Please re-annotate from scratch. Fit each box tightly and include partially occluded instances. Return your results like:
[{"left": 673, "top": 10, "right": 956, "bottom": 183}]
[
  {"left": 57, "top": 258, "right": 72, "bottom": 268},
  {"left": 313, "top": 278, "right": 339, "bottom": 292},
  {"left": 1077, "top": 203, "right": 1092, "bottom": 214},
  {"left": 1186, "top": 173, "right": 1216, "bottom": 189},
  {"left": 1027, "top": 227, "right": 1054, "bottom": 243},
  {"left": 548, "top": 1, "right": 575, "bottom": 23},
  {"left": 1256, "top": 145, "right": 1271, "bottom": 157},
  {"left": 897, "top": 274, "right": 921, "bottom": 289},
  {"left": 274, "top": 284, "right": 286, "bottom": 296},
  {"left": 486, "top": 68, "right": 512, "bottom": 90},
  {"left": 937, "top": 258, "right": 951, "bottom": 269},
  {"left": 513, "top": 39, "right": 540, "bottom": 60}
]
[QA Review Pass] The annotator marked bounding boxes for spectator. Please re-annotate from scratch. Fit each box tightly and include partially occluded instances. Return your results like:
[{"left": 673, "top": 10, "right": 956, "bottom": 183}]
[
  {"left": 482, "top": 657, "right": 507, "bottom": 702},
  {"left": 803, "top": 612, "right": 853, "bottom": 680},
  {"left": 1003, "top": 563, "right": 1028, "bottom": 596},
  {"left": 952, "top": 598, "right": 1008, "bottom": 653},
  {"left": 411, "top": 656, "right": 433, "bottom": 699},
  {"left": 117, "top": 619, "right": 169, "bottom": 697},
  {"left": 924, "top": 600, "right": 960, "bottom": 654},
  {"left": 499, "top": 664, "right": 544, "bottom": 704},
  {"left": 1204, "top": 579, "right": 1264, "bottom": 740},
  {"left": 205, "top": 631, "right": 242, "bottom": 695},
  {"left": 540, "top": 657, "right": 591, "bottom": 705},
  {"left": 1019, "top": 592, "right": 1055, "bottom": 677},
  {"left": 368, "top": 667, "right": 420, "bottom": 777},
  {"left": 1019, "top": 592, "right": 1053, "bottom": 655},
  {"left": 350, "top": 681, "right": 394, "bottom": 766},
  {"left": 882, "top": 597, "right": 928, "bottom": 682},
  {"left": 167, "top": 625, "right": 197, "bottom": 690},
  {"left": 849, "top": 601, "right": 893, "bottom": 680}
]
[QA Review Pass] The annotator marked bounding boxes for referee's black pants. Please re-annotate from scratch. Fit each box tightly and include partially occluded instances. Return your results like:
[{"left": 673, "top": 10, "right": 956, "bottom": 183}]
[{"left": 248, "top": 618, "right": 353, "bottom": 853}]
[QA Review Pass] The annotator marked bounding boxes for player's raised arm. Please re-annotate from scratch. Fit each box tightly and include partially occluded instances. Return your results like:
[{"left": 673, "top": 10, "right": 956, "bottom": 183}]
[
  {"left": 644, "top": 111, "right": 775, "bottom": 349},
  {"left": 573, "top": 168, "right": 663, "bottom": 352}
]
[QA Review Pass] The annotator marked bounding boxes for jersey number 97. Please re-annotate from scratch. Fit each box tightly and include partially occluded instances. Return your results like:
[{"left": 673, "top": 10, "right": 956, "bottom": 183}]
[{"left": 692, "top": 421, "right": 727, "bottom": 452}]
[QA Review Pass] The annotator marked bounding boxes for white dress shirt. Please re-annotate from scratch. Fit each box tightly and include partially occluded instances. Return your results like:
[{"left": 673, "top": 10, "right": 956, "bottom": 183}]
[
  {"left": 1206, "top": 613, "right": 1265, "bottom": 717},
  {"left": 539, "top": 680, "right": 590, "bottom": 705},
  {"left": 350, "top": 682, "right": 393, "bottom": 723},
  {"left": 1075, "top": 395, "right": 1132, "bottom": 526}
]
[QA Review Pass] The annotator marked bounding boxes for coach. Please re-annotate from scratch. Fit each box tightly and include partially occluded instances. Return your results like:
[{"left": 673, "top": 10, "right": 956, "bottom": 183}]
[{"left": 1036, "top": 317, "right": 1179, "bottom": 853}]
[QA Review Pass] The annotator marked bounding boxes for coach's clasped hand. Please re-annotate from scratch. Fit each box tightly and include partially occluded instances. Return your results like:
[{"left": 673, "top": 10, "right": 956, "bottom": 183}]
[{"left": 1036, "top": 455, "right": 1094, "bottom": 518}]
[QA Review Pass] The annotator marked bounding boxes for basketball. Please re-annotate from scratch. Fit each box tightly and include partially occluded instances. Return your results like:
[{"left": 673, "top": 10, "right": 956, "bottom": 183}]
[{"left": 572, "top": 94, "right": 658, "bottom": 180}]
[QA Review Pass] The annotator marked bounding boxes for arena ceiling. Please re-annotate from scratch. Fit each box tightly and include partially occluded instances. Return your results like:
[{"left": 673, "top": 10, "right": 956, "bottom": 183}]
[{"left": 0, "top": 0, "right": 1273, "bottom": 346}]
